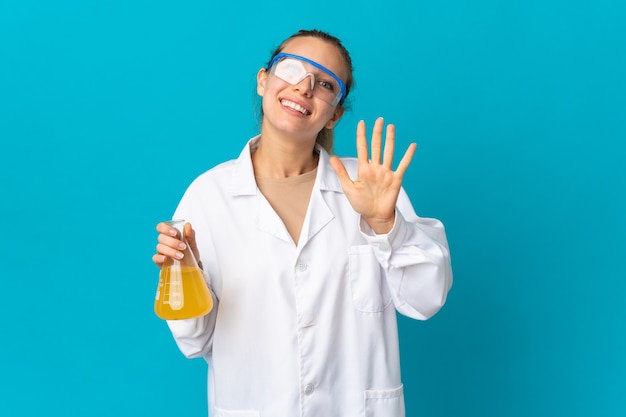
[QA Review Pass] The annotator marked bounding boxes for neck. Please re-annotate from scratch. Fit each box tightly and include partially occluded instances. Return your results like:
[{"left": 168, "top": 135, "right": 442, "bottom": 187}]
[{"left": 252, "top": 131, "right": 319, "bottom": 179}]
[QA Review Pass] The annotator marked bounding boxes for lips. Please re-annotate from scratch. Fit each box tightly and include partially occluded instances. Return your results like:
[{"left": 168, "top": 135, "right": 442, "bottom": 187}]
[{"left": 280, "top": 98, "right": 311, "bottom": 116}]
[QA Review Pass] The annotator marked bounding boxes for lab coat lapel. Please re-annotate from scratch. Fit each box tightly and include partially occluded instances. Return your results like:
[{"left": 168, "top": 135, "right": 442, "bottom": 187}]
[
  {"left": 229, "top": 139, "right": 344, "bottom": 246},
  {"left": 229, "top": 137, "right": 295, "bottom": 244},
  {"left": 298, "top": 146, "right": 344, "bottom": 248},
  {"left": 256, "top": 193, "right": 293, "bottom": 244}
]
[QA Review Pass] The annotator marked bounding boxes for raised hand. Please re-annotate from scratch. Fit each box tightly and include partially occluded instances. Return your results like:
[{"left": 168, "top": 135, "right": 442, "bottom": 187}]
[{"left": 329, "top": 118, "right": 417, "bottom": 234}]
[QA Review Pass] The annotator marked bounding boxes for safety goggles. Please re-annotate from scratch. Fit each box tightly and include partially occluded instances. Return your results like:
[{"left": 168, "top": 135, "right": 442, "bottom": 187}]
[{"left": 268, "top": 53, "right": 347, "bottom": 106}]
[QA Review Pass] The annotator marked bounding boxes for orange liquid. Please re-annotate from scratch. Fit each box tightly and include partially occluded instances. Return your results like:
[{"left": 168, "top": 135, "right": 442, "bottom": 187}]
[{"left": 154, "top": 265, "right": 213, "bottom": 320}]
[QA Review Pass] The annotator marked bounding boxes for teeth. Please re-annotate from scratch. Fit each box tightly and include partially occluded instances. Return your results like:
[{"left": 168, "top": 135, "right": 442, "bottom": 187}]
[{"left": 281, "top": 99, "right": 309, "bottom": 115}]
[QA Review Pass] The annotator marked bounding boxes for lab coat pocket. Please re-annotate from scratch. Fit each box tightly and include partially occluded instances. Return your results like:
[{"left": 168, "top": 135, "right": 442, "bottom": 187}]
[
  {"left": 214, "top": 408, "right": 260, "bottom": 417},
  {"left": 349, "top": 245, "right": 392, "bottom": 313},
  {"left": 364, "top": 385, "right": 405, "bottom": 417}
]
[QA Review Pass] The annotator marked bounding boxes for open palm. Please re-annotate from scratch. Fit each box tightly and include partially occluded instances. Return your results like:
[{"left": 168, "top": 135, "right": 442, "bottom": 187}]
[{"left": 329, "top": 118, "right": 417, "bottom": 234}]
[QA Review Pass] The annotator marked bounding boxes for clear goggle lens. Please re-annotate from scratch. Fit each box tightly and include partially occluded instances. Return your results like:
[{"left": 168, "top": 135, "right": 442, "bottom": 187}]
[{"left": 269, "top": 53, "right": 346, "bottom": 106}]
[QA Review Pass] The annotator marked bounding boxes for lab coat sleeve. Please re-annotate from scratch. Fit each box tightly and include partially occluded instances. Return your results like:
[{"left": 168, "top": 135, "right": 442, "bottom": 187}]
[
  {"left": 359, "top": 187, "right": 453, "bottom": 320},
  {"left": 165, "top": 285, "right": 218, "bottom": 359},
  {"left": 163, "top": 183, "right": 220, "bottom": 359}
]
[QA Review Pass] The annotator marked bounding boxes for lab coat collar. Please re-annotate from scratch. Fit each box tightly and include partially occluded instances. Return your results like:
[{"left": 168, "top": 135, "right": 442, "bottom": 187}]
[
  {"left": 228, "top": 136, "right": 344, "bottom": 196},
  {"left": 228, "top": 136, "right": 344, "bottom": 247}
]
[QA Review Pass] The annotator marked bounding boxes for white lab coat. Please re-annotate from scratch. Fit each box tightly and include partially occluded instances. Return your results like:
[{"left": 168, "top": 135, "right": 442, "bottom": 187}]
[{"left": 166, "top": 137, "right": 452, "bottom": 417}]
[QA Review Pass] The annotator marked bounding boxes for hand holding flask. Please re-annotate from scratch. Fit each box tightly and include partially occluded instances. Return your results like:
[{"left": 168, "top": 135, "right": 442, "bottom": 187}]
[{"left": 154, "top": 220, "right": 213, "bottom": 320}]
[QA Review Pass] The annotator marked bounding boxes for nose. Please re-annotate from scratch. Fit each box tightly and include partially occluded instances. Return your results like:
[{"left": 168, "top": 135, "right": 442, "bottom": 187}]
[{"left": 293, "top": 73, "right": 315, "bottom": 96}]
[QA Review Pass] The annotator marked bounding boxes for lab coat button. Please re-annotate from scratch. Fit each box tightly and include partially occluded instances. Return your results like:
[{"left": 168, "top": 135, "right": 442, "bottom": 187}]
[
  {"left": 304, "top": 383, "right": 314, "bottom": 395},
  {"left": 297, "top": 262, "right": 308, "bottom": 272}
]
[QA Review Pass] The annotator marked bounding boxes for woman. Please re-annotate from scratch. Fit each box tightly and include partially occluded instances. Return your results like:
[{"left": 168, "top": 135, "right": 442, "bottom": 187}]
[{"left": 153, "top": 29, "right": 452, "bottom": 417}]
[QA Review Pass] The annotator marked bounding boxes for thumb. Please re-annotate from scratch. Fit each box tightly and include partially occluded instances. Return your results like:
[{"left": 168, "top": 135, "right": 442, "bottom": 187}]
[
  {"left": 329, "top": 156, "right": 353, "bottom": 188},
  {"left": 183, "top": 223, "right": 198, "bottom": 249},
  {"left": 183, "top": 222, "right": 195, "bottom": 241},
  {"left": 184, "top": 222, "right": 202, "bottom": 261}
]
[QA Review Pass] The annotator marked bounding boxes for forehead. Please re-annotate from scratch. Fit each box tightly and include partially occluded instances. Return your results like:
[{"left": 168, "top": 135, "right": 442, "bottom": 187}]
[{"left": 280, "top": 37, "right": 348, "bottom": 81}]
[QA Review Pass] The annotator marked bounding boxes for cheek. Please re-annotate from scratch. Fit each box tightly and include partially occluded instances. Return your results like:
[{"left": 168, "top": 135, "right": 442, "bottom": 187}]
[
  {"left": 320, "top": 103, "right": 339, "bottom": 119},
  {"left": 260, "top": 80, "right": 278, "bottom": 105},
  {"left": 261, "top": 76, "right": 286, "bottom": 96},
  {"left": 260, "top": 78, "right": 293, "bottom": 112}
]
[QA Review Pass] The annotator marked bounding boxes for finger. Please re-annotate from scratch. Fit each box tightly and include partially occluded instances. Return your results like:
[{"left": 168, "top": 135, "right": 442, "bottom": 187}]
[
  {"left": 156, "top": 222, "right": 178, "bottom": 238},
  {"left": 157, "top": 231, "right": 186, "bottom": 249},
  {"left": 356, "top": 120, "right": 369, "bottom": 165},
  {"left": 370, "top": 117, "right": 384, "bottom": 164},
  {"left": 329, "top": 156, "right": 353, "bottom": 188},
  {"left": 157, "top": 230, "right": 187, "bottom": 264},
  {"left": 152, "top": 253, "right": 166, "bottom": 268},
  {"left": 394, "top": 143, "right": 418, "bottom": 178},
  {"left": 156, "top": 242, "right": 184, "bottom": 260},
  {"left": 382, "top": 123, "right": 395, "bottom": 169}
]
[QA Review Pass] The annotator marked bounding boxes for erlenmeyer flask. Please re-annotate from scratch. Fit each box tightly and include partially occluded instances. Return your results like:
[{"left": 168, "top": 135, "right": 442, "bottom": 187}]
[{"left": 154, "top": 220, "right": 213, "bottom": 320}]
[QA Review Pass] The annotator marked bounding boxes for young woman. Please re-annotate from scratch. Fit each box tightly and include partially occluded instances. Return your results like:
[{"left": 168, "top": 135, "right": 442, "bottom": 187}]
[{"left": 153, "top": 29, "right": 452, "bottom": 417}]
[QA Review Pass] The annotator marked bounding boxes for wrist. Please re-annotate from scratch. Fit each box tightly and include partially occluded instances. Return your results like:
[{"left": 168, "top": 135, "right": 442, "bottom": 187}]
[{"left": 364, "top": 213, "right": 396, "bottom": 235}]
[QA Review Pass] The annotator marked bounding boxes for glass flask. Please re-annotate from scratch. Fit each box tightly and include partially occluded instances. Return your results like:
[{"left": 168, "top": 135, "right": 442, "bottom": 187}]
[{"left": 154, "top": 220, "right": 213, "bottom": 320}]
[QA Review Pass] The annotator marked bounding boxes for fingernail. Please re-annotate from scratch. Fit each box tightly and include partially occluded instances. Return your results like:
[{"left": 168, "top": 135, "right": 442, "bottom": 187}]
[
  {"left": 168, "top": 229, "right": 177, "bottom": 236},
  {"left": 175, "top": 252, "right": 184, "bottom": 259},
  {"left": 178, "top": 242, "right": 186, "bottom": 250}
]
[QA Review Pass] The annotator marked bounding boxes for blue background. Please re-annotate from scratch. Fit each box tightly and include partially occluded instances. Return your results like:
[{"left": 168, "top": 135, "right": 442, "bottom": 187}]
[{"left": 1, "top": 0, "right": 624, "bottom": 416}]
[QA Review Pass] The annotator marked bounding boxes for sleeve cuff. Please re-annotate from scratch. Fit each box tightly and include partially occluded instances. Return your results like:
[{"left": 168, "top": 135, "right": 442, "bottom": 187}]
[{"left": 359, "top": 210, "right": 408, "bottom": 258}]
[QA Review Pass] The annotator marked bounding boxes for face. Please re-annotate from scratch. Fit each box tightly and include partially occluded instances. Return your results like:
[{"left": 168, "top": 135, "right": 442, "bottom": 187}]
[{"left": 257, "top": 36, "right": 347, "bottom": 141}]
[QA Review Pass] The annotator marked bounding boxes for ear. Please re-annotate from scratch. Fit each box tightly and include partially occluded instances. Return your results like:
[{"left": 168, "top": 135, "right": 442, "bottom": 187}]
[
  {"left": 325, "top": 105, "right": 345, "bottom": 129},
  {"left": 257, "top": 68, "right": 268, "bottom": 97}
]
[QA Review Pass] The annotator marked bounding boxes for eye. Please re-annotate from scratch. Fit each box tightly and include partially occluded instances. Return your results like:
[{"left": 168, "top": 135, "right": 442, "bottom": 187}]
[{"left": 317, "top": 80, "right": 335, "bottom": 91}]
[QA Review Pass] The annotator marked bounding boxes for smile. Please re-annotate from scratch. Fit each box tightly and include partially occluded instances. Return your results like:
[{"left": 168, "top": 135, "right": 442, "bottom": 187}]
[{"left": 280, "top": 99, "right": 311, "bottom": 116}]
